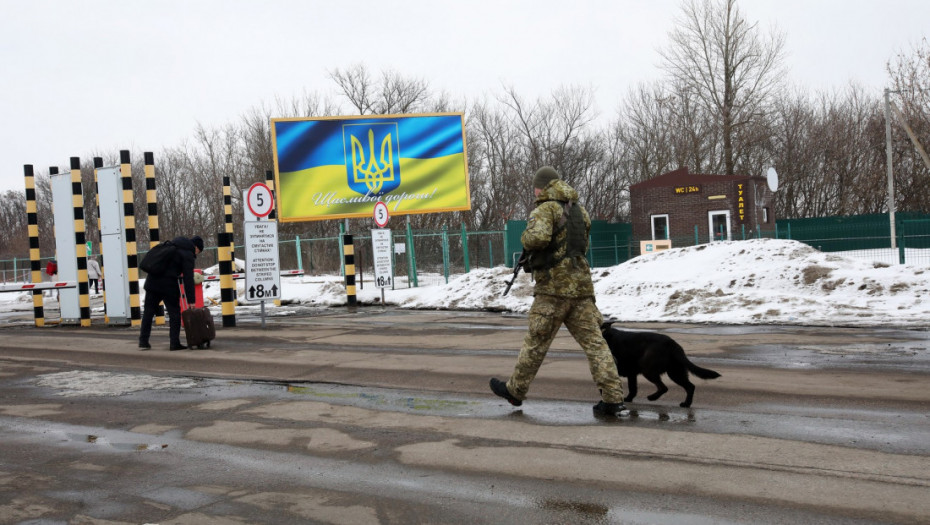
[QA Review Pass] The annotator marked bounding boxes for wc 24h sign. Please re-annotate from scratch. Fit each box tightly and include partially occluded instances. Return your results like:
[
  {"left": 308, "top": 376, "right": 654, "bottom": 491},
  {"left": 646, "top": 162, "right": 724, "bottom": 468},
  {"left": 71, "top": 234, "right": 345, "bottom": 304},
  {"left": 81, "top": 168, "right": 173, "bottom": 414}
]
[{"left": 244, "top": 221, "right": 281, "bottom": 302}]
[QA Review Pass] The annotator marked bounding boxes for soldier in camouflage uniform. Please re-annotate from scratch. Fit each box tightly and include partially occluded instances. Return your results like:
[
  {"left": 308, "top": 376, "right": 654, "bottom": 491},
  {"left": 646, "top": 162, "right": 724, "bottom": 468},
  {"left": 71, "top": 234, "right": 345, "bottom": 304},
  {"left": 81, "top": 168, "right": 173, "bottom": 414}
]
[{"left": 490, "top": 166, "right": 627, "bottom": 417}]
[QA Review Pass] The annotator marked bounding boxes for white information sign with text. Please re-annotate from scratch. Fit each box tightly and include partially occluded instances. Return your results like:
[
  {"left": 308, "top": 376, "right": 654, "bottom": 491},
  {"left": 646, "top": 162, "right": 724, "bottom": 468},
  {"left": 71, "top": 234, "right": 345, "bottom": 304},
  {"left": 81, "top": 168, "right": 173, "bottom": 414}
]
[
  {"left": 244, "top": 221, "right": 281, "bottom": 302},
  {"left": 371, "top": 228, "right": 393, "bottom": 289}
]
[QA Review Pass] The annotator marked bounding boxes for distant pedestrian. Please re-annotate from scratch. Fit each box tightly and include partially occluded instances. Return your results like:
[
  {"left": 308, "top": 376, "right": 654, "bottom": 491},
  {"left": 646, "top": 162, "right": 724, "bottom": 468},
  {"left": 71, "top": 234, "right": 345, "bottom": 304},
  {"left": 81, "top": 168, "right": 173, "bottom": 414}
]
[
  {"left": 87, "top": 257, "right": 102, "bottom": 294},
  {"left": 489, "top": 166, "right": 627, "bottom": 417}
]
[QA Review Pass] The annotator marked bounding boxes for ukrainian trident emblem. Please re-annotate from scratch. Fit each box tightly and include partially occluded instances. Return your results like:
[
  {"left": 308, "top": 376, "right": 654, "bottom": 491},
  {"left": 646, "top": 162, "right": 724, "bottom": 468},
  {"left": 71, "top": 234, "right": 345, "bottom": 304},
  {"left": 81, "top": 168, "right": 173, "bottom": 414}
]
[{"left": 344, "top": 123, "right": 401, "bottom": 197}]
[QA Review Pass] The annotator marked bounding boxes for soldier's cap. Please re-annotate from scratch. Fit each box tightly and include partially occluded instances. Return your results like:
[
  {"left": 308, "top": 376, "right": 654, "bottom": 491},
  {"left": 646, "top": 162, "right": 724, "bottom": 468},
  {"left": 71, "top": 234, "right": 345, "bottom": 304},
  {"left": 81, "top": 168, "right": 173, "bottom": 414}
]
[{"left": 533, "top": 166, "right": 561, "bottom": 190}]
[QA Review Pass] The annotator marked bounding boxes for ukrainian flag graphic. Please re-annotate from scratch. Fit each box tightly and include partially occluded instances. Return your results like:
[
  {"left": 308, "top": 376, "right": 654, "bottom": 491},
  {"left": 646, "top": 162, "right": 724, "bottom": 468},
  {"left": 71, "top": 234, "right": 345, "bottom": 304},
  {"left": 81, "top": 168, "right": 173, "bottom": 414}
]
[{"left": 272, "top": 113, "right": 470, "bottom": 222}]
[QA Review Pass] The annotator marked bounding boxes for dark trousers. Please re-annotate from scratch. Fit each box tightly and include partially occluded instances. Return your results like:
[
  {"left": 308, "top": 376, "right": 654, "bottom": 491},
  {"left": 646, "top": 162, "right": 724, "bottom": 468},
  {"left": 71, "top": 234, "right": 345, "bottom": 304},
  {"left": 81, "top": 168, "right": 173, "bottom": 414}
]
[
  {"left": 140, "top": 288, "right": 182, "bottom": 347},
  {"left": 89, "top": 278, "right": 99, "bottom": 294}
]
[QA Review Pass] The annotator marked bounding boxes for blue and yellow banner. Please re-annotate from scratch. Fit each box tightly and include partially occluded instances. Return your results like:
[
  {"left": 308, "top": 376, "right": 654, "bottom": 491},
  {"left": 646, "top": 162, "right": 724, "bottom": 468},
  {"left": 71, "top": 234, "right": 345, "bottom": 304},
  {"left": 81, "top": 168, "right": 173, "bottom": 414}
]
[{"left": 271, "top": 113, "right": 470, "bottom": 222}]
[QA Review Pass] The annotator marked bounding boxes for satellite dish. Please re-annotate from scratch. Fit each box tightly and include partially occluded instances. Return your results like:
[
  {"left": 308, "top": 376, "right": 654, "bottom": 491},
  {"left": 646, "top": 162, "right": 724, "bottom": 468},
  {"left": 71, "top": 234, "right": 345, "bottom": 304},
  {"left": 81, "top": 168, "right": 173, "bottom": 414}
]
[{"left": 766, "top": 167, "right": 779, "bottom": 192}]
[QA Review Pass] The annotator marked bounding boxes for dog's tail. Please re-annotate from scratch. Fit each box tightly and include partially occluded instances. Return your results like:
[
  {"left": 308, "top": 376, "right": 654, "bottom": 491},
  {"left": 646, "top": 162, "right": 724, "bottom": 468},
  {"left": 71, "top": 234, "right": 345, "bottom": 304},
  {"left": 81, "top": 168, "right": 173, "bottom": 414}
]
[
  {"left": 674, "top": 342, "right": 721, "bottom": 380},
  {"left": 687, "top": 361, "right": 721, "bottom": 380}
]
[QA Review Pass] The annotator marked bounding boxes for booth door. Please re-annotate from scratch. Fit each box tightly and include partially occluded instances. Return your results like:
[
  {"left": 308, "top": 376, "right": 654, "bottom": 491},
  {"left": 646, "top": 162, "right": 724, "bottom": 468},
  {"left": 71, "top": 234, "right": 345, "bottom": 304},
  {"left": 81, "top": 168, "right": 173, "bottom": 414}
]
[
  {"left": 708, "top": 211, "right": 731, "bottom": 241},
  {"left": 651, "top": 214, "right": 669, "bottom": 240}
]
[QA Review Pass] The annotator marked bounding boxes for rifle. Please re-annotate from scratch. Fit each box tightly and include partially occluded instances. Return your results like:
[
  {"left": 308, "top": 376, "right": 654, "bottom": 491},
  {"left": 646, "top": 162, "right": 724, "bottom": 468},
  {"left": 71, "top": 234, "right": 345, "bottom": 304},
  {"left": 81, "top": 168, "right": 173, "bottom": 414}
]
[{"left": 503, "top": 249, "right": 528, "bottom": 296}]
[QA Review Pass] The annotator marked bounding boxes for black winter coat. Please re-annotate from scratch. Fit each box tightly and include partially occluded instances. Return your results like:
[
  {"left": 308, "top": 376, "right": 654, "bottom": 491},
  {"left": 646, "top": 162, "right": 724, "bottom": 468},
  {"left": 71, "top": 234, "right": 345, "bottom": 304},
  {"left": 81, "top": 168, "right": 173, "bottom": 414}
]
[{"left": 143, "top": 236, "right": 198, "bottom": 300}]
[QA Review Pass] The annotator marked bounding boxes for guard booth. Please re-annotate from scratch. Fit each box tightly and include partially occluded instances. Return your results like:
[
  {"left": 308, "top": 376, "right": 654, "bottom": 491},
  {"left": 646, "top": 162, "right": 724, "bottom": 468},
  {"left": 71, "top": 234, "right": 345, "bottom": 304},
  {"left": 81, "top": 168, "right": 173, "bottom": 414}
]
[{"left": 629, "top": 167, "right": 775, "bottom": 249}]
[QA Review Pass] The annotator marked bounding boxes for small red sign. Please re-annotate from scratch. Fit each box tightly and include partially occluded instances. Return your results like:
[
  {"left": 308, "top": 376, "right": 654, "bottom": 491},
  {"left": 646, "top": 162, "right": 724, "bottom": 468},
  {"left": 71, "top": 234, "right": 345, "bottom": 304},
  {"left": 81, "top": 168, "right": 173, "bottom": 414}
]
[
  {"left": 246, "top": 183, "right": 274, "bottom": 218},
  {"left": 373, "top": 201, "right": 389, "bottom": 228}
]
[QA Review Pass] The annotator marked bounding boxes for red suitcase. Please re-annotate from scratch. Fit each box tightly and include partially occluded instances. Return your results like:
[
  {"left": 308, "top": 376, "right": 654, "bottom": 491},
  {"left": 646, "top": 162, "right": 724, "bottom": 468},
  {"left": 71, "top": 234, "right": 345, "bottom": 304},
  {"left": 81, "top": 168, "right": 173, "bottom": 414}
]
[{"left": 181, "top": 307, "right": 215, "bottom": 349}]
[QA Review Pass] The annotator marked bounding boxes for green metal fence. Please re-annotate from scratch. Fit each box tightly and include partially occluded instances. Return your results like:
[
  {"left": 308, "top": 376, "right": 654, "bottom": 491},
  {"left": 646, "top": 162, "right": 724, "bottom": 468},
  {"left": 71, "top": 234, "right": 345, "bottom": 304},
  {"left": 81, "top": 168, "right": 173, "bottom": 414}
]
[
  {"left": 503, "top": 220, "right": 635, "bottom": 269},
  {"left": 338, "top": 225, "right": 504, "bottom": 289},
  {"left": 771, "top": 213, "right": 930, "bottom": 266},
  {"left": 5, "top": 213, "right": 930, "bottom": 285},
  {"left": 657, "top": 212, "right": 930, "bottom": 266}
]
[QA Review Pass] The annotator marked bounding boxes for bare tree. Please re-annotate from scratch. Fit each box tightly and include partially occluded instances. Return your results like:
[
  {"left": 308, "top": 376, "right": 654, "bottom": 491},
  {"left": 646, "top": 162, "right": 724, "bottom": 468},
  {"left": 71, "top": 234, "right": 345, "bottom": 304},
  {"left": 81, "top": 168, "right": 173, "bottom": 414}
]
[
  {"left": 329, "top": 64, "right": 431, "bottom": 115},
  {"left": 887, "top": 38, "right": 930, "bottom": 213},
  {"left": 0, "top": 190, "right": 27, "bottom": 260},
  {"left": 769, "top": 85, "right": 886, "bottom": 218},
  {"left": 770, "top": 91, "right": 817, "bottom": 218},
  {"left": 613, "top": 83, "right": 676, "bottom": 184},
  {"left": 498, "top": 85, "right": 604, "bottom": 213},
  {"left": 468, "top": 100, "right": 529, "bottom": 228},
  {"left": 660, "top": 0, "right": 785, "bottom": 175}
]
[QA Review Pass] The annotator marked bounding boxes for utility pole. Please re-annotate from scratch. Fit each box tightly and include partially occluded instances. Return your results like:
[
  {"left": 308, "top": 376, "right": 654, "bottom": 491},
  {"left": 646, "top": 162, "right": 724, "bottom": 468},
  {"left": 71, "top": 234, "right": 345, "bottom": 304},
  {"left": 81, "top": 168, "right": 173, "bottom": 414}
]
[{"left": 883, "top": 88, "right": 897, "bottom": 250}]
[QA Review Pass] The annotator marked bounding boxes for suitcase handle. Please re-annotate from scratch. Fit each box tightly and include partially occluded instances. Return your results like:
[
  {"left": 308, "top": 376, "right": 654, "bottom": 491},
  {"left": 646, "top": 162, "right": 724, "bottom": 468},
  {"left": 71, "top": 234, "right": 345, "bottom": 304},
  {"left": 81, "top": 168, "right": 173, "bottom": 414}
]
[{"left": 178, "top": 276, "right": 194, "bottom": 310}]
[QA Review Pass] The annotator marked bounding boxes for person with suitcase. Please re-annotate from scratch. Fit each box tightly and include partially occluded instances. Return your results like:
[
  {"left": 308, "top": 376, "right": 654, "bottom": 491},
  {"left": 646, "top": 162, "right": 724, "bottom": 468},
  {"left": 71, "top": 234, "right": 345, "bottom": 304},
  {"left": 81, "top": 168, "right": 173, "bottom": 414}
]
[{"left": 138, "top": 236, "right": 203, "bottom": 351}]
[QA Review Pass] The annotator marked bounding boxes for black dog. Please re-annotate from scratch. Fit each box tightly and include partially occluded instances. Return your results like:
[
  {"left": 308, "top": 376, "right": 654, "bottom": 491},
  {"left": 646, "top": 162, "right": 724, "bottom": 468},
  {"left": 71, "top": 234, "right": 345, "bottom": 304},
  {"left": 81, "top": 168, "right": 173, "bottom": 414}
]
[{"left": 601, "top": 321, "right": 720, "bottom": 408}]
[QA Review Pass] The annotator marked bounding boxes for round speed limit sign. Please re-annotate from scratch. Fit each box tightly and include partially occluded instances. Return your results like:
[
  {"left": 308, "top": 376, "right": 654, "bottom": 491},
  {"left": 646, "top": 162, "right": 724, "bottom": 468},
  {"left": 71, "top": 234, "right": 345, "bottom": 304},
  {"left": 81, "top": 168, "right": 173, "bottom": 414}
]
[
  {"left": 373, "top": 201, "right": 389, "bottom": 228},
  {"left": 246, "top": 183, "right": 274, "bottom": 218}
]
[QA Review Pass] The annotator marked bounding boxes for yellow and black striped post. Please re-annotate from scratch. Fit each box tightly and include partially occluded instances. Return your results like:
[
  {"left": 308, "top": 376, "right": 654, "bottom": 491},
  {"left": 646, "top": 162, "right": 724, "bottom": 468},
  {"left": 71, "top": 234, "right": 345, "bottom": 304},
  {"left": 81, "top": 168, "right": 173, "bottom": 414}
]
[
  {"left": 218, "top": 232, "right": 236, "bottom": 327},
  {"left": 223, "top": 175, "right": 235, "bottom": 260},
  {"left": 264, "top": 170, "right": 277, "bottom": 221},
  {"left": 144, "top": 151, "right": 159, "bottom": 244},
  {"left": 343, "top": 234, "right": 357, "bottom": 307},
  {"left": 264, "top": 170, "right": 281, "bottom": 306},
  {"left": 144, "top": 152, "right": 166, "bottom": 325},
  {"left": 219, "top": 175, "right": 236, "bottom": 326},
  {"left": 69, "top": 157, "right": 91, "bottom": 327},
  {"left": 24, "top": 164, "right": 45, "bottom": 327},
  {"left": 144, "top": 152, "right": 160, "bottom": 244},
  {"left": 120, "top": 150, "right": 141, "bottom": 325}
]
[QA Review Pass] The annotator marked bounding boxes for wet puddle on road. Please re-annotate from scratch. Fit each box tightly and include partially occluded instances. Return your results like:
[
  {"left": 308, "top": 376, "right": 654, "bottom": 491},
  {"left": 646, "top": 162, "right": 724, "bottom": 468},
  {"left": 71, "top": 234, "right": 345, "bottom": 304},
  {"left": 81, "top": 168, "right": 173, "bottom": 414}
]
[
  {"left": 26, "top": 369, "right": 930, "bottom": 455},
  {"left": 280, "top": 381, "right": 698, "bottom": 426},
  {"left": 286, "top": 384, "right": 478, "bottom": 412},
  {"left": 66, "top": 432, "right": 170, "bottom": 452},
  {"left": 724, "top": 341, "right": 930, "bottom": 371}
]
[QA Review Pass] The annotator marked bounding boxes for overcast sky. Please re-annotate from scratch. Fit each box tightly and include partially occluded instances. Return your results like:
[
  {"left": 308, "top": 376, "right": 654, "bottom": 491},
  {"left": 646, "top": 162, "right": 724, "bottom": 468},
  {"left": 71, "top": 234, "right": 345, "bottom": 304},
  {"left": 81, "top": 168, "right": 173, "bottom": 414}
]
[{"left": 1, "top": 0, "right": 928, "bottom": 194}]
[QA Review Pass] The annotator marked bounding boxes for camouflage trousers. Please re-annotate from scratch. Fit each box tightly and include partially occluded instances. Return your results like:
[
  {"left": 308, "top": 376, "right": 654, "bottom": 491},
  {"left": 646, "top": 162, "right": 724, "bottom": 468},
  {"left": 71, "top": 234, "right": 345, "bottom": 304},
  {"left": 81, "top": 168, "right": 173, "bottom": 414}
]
[{"left": 506, "top": 295, "right": 624, "bottom": 404}]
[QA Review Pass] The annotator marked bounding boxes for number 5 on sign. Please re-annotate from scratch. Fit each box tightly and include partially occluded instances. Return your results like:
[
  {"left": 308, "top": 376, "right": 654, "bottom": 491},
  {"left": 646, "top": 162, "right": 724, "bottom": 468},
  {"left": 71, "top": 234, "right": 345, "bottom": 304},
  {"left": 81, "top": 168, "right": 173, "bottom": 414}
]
[{"left": 373, "top": 201, "right": 389, "bottom": 228}]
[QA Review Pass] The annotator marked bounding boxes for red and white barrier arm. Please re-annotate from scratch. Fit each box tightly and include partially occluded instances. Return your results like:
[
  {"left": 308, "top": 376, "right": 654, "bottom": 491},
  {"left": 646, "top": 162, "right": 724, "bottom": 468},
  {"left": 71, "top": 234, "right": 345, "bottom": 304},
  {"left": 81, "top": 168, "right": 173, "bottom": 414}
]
[
  {"left": 201, "top": 273, "right": 245, "bottom": 282},
  {"left": 201, "top": 269, "right": 304, "bottom": 282},
  {"left": 0, "top": 281, "right": 77, "bottom": 293}
]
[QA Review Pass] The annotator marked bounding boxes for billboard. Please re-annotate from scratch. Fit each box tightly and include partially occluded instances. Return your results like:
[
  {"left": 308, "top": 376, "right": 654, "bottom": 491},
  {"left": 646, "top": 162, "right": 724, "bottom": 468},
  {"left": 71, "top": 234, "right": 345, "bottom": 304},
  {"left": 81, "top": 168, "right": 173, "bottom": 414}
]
[{"left": 271, "top": 112, "right": 470, "bottom": 222}]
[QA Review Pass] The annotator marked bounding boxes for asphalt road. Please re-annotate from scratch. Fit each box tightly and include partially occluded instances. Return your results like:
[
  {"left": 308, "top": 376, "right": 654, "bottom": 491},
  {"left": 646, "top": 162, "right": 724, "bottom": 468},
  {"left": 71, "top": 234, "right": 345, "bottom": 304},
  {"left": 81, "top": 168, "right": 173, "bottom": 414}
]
[{"left": 0, "top": 306, "right": 928, "bottom": 524}]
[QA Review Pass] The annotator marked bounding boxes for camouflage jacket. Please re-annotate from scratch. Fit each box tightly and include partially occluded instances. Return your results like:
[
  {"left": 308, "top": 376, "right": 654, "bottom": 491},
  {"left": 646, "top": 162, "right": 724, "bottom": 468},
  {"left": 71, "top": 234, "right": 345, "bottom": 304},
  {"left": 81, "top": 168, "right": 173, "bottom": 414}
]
[{"left": 521, "top": 179, "right": 595, "bottom": 298}]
